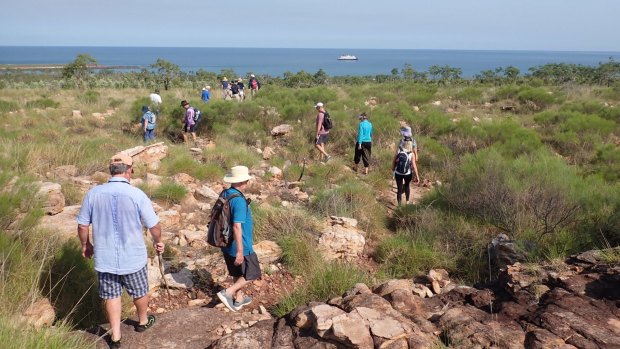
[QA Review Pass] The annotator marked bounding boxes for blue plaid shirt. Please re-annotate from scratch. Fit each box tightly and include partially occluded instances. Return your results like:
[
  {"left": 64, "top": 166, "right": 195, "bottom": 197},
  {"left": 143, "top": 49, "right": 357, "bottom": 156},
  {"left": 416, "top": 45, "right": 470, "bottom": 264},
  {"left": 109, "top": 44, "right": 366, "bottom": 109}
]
[{"left": 77, "top": 177, "right": 159, "bottom": 275}]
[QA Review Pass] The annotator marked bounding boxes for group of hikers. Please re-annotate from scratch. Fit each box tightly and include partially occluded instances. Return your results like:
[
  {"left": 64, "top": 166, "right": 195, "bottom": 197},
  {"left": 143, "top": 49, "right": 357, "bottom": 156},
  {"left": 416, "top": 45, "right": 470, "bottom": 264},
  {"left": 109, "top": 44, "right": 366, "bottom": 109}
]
[
  {"left": 78, "top": 154, "right": 258, "bottom": 348},
  {"left": 93, "top": 89, "right": 419, "bottom": 348},
  {"left": 313, "top": 102, "right": 420, "bottom": 205},
  {"left": 219, "top": 74, "right": 261, "bottom": 101}
]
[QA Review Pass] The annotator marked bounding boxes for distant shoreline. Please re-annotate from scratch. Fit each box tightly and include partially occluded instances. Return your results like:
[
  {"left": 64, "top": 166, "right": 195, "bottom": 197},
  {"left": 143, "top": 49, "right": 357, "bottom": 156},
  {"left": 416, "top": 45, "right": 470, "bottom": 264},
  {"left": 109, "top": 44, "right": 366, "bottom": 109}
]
[{"left": 0, "top": 64, "right": 141, "bottom": 71}]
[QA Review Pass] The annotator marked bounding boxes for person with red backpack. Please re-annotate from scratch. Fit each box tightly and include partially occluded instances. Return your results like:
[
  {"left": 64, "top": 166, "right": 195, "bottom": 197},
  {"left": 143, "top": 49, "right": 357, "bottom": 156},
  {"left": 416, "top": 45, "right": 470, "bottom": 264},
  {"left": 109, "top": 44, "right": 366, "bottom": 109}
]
[{"left": 248, "top": 74, "right": 260, "bottom": 97}]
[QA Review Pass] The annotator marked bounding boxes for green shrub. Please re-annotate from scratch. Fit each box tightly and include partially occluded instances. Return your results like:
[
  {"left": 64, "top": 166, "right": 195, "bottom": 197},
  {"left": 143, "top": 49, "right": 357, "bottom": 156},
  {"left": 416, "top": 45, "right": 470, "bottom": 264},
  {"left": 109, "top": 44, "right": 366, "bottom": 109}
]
[
  {"left": 160, "top": 150, "right": 217, "bottom": 181},
  {"left": 151, "top": 182, "right": 187, "bottom": 204},
  {"left": 310, "top": 180, "right": 383, "bottom": 234},
  {"left": 0, "top": 315, "right": 94, "bottom": 349},
  {"left": 455, "top": 87, "right": 484, "bottom": 104},
  {"left": 80, "top": 90, "right": 100, "bottom": 104},
  {"left": 376, "top": 234, "right": 450, "bottom": 279},
  {"left": 254, "top": 206, "right": 320, "bottom": 242},
  {"left": 0, "top": 100, "right": 18, "bottom": 114},
  {"left": 273, "top": 260, "right": 369, "bottom": 317},
  {"left": 25, "top": 97, "right": 60, "bottom": 109},
  {"left": 517, "top": 87, "right": 557, "bottom": 109},
  {"left": 278, "top": 234, "right": 322, "bottom": 276},
  {"left": 494, "top": 85, "right": 521, "bottom": 100},
  {"left": 40, "top": 239, "right": 104, "bottom": 329}
]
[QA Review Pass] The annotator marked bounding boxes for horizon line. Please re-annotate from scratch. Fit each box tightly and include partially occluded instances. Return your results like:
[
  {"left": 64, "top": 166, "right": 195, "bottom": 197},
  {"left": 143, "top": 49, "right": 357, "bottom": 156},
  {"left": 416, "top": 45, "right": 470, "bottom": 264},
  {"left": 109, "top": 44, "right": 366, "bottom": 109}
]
[{"left": 1, "top": 45, "right": 619, "bottom": 54}]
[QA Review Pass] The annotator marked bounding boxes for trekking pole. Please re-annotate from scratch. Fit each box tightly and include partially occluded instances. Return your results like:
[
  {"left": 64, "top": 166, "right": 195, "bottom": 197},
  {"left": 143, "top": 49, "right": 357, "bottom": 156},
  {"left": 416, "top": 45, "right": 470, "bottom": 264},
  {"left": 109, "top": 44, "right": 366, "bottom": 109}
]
[{"left": 157, "top": 253, "right": 172, "bottom": 304}]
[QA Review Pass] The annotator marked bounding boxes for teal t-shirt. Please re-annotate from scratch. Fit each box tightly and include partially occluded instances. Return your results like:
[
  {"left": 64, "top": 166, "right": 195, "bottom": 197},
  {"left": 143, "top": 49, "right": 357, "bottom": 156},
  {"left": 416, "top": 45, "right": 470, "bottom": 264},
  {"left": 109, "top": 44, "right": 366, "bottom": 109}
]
[{"left": 221, "top": 188, "right": 254, "bottom": 257}]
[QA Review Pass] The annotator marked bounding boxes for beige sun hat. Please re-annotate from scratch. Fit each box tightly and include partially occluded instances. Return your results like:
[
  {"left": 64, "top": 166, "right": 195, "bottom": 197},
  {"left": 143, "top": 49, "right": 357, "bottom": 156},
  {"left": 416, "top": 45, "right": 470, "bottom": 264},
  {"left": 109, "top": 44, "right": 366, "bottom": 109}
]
[
  {"left": 223, "top": 166, "right": 252, "bottom": 183},
  {"left": 222, "top": 77, "right": 228, "bottom": 81},
  {"left": 110, "top": 152, "right": 133, "bottom": 166}
]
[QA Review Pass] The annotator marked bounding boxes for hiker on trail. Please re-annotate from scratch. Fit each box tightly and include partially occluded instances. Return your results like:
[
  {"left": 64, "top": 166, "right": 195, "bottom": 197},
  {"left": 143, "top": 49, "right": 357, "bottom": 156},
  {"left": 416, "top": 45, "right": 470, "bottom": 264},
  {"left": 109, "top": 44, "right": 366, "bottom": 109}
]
[
  {"left": 141, "top": 105, "right": 156, "bottom": 143},
  {"left": 221, "top": 77, "right": 230, "bottom": 100},
  {"left": 248, "top": 74, "right": 260, "bottom": 97},
  {"left": 77, "top": 153, "right": 163, "bottom": 349},
  {"left": 354, "top": 112, "right": 373, "bottom": 175},
  {"left": 314, "top": 102, "right": 332, "bottom": 162},
  {"left": 181, "top": 100, "right": 197, "bottom": 143},
  {"left": 236, "top": 78, "right": 245, "bottom": 100},
  {"left": 393, "top": 139, "right": 419, "bottom": 205},
  {"left": 230, "top": 80, "right": 241, "bottom": 101},
  {"left": 149, "top": 89, "right": 162, "bottom": 114},
  {"left": 201, "top": 86, "right": 211, "bottom": 103},
  {"left": 216, "top": 166, "right": 261, "bottom": 312},
  {"left": 399, "top": 121, "right": 418, "bottom": 162}
]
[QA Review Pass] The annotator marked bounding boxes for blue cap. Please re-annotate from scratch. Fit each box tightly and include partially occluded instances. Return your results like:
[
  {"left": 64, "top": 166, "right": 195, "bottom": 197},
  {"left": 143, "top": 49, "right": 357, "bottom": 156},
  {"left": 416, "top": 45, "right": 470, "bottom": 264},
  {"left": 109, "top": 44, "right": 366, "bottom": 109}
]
[{"left": 141, "top": 105, "right": 149, "bottom": 113}]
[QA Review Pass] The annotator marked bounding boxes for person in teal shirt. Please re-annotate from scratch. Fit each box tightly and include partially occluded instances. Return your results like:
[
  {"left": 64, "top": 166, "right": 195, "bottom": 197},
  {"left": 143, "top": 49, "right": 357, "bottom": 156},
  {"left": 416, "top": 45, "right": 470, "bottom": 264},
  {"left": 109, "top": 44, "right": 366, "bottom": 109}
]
[
  {"left": 354, "top": 112, "right": 373, "bottom": 174},
  {"left": 216, "top": 165, "right": 261, "bottom": 312}
]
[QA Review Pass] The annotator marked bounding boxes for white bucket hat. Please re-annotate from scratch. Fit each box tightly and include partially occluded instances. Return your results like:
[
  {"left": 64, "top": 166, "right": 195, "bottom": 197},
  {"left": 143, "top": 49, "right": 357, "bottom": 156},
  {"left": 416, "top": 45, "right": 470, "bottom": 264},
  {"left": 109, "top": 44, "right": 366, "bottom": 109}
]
[{"left": 223, "top": 166, "right": 252, "bottom": 183}]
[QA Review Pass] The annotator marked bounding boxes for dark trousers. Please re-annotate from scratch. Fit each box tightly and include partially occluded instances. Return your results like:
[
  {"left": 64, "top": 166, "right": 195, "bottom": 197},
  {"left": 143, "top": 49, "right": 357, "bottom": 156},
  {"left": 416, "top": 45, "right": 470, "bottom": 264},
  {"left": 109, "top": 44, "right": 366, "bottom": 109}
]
[
  {"left": 354, "top": 142, "right": 372, "bottom": 167},
  {"left": 395, "top": 173, "right": 413, "bottom": 204}
]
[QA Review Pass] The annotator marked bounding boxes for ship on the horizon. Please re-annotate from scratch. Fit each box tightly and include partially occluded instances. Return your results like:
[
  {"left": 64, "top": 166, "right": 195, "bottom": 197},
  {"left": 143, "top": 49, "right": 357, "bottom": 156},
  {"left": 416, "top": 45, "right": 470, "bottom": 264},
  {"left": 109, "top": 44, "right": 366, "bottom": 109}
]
[{"left": 337, "top": 54, "right": 358, "bottom": 61}]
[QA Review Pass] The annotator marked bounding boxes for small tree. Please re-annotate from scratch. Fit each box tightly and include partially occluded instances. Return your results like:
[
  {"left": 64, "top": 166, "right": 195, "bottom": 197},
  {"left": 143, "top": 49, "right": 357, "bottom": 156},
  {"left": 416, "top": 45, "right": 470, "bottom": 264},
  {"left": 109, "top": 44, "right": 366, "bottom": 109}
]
[
  {"left": 62, "top": 54, "right": 97, "bottom": 89},
  {"left": 150, "top": 59, "right": 180, "bottom": 90}
]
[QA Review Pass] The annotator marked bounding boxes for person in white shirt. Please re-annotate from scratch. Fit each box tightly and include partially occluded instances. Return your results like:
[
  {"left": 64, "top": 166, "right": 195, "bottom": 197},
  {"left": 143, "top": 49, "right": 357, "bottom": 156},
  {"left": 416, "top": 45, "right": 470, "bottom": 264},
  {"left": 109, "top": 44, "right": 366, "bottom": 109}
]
[{"left": 149, "top": 89, "right": 162, "bottom": 109}]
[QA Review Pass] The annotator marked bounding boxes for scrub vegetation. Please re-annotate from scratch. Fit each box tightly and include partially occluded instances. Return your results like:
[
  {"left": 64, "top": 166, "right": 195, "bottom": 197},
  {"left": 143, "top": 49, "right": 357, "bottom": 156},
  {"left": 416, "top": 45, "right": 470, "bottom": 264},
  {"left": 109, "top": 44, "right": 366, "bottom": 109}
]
[{"left": 1, "top": 57, "right": 619, "bottom": 343}]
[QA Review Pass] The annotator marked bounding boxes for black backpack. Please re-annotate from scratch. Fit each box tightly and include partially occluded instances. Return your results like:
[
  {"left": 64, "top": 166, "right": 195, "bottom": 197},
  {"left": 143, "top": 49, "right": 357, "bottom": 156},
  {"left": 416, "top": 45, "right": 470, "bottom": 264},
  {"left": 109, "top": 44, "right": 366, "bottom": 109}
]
[
  {"left": 206, "top": 190, "right": 249, "bottom": 247},
  {"left": 193, "top": 109, "right": 202, "bottom": 123},
  {"left": 322, "top": 111, "right": 333, "bottom": 130},
  {"left": 394, "top": 151, "right": 411, "bottom": 175}
]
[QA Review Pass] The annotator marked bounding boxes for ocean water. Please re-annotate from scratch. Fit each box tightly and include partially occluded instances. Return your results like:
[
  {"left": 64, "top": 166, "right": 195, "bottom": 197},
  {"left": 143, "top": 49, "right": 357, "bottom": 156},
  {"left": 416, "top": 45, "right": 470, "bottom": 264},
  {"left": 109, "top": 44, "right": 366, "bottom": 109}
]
[{"left": 0, "top": 46, "right": 618, "bottom": 78}]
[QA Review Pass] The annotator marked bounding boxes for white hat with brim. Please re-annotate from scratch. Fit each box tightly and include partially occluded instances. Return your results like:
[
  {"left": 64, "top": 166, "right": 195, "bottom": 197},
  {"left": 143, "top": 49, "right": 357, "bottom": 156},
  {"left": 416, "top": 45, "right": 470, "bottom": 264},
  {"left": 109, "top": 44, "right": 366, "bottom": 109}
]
[
  {"left": 223, "top": 165, "right": 252, "bottom": 183},
  {"left": 315, "top": 102, "right": 324, "bottom": 108}
]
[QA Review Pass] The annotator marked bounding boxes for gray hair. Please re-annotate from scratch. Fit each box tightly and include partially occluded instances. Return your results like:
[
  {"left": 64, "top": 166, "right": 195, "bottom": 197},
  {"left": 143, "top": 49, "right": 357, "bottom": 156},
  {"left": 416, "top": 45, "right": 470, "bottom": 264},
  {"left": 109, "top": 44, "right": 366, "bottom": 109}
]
[{"left": 109, "top": 163, "right": 131, "bottom": 175}]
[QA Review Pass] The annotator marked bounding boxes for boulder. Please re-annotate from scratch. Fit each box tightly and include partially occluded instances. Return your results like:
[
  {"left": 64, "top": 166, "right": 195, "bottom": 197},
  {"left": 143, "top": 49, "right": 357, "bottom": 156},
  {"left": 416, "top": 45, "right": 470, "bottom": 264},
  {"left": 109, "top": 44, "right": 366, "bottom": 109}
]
[
  {"left": 164, "top": 268, "right": 194, "bottom": 289},
  {"left": 262, "top": 146, "right": 275, "bottom": 160},
  {"left": 254, "top": 240, "right": 283, "bottom": 265},
  {"left": 123, "top": 142, "right": 168, "bottom": 169},
  {"left": 146, "top": 256, "right": 164, "bottom": 291},
  {"left": 329, "top": 312, "right": 373, "bottom": 349},
  {"left": 271, "top": 124, "right": 292, "bottom": 136},
  {"left": 36, "top": 182, "right": 65, "bottom": 215},
  {"left": 17, "top": 298, "right": 55, "bottom": 329},
  {"left": 329, "top": 216, "right": 358, "bottom": 228},
  {"left": 489, "top": 233, "right": 527, "bottom": 269},
  {"left": 211, "top": 319, "right": 276, "bottom": 349},
  {"left": 72, "top": 110, "right": 82, "bottom": 118},
  {"left": 39, "top": 205, "right": 81, "bottom": 238},
  {"left": 144, "top": 173, "right": 163, "bottom": 188},
  {"left": 373, "top": 279, "right": 413, "bottom": 297},
  {"left": 195, "top": 185, "right": 220, "bottom": 201},
  {"left": 158, "top": 210, "right": 181, "bottom": 229},
  {"left": 269, "top": 166, "right": 283, "bottom": 179},
  {"left": 53, "top": 165, "right": 79, "bottom": 179},
  {"left": 318, "top": 224, "right": 365, "bottom": 260},
  {"left": 309, "top": 304, "right": 346, "bottom": 337}
]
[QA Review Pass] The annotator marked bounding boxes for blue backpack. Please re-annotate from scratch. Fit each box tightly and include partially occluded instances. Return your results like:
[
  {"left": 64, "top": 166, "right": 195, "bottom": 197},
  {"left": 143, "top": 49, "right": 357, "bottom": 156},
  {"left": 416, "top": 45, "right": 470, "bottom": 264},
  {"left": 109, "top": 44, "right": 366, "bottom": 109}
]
[{"left": 145, "top": 111, "right": 156, "bottom": 130}]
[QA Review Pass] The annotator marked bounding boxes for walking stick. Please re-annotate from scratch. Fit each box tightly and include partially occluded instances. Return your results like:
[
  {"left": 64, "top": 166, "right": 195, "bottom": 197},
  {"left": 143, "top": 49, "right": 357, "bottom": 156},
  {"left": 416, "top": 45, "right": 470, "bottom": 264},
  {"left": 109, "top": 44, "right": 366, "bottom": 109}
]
[{"left": 157, "top": 253, "right": 172, "bottom": 303}]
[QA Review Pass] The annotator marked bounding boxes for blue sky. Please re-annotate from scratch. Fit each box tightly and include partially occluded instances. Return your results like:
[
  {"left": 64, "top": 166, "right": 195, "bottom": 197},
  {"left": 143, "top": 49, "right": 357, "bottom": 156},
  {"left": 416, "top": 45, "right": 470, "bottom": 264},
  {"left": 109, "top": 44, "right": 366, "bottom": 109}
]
[{"left": 1, "top": 0, "right": 619, "bottom": 51}]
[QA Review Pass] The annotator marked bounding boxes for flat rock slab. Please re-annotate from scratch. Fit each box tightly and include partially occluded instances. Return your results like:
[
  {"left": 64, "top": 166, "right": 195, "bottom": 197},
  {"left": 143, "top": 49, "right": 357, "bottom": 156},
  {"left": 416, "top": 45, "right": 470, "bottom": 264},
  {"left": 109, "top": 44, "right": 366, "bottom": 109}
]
[{"left": 80, "top": 306, "right": 249, "bottom": 349}]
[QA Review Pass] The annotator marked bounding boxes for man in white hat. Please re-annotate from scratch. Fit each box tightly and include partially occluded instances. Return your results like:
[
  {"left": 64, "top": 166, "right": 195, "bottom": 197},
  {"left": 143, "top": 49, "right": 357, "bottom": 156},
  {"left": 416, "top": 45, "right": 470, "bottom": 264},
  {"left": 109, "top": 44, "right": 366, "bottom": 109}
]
[
  {"left": 77, "top": 153, "right": 163, "bottom": 348},
  {"left": 216, "top": 166, "right": 261, "bottom": 311}
]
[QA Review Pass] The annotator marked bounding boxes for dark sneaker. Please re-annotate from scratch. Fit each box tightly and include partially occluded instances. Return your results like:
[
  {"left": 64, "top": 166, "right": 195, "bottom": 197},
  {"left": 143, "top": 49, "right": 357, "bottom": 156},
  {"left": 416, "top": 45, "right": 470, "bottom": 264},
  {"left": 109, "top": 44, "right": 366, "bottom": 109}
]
[
  {"left": 109, "top": 337, "right": 121, "bottom": 349},
  {"left": 233, "top": 296, "right": 253, "bottom": 309},
  {"left": 325, "top": 155, "right": 332, "bottom": 162},
  {"left": 135, "top": 315, "right": 156, "bottom": 332},
  {"left": 217, "top": 290, "right": 239, "bottom": 312}
]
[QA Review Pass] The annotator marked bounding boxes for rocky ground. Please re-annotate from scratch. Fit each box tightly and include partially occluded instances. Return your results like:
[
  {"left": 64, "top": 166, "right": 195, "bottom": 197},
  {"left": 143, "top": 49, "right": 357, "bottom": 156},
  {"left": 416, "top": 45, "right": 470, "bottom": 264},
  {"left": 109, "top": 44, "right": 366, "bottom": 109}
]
[{"left": 27, "top": 135, "right": 620, "bottom": 348}]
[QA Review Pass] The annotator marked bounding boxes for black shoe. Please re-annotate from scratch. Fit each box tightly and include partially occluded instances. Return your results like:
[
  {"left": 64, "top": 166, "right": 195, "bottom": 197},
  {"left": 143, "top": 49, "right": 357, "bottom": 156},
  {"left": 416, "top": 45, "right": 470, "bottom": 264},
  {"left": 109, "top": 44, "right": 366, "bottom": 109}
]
[
  {"left": 135, "top": 315, "right": 156, "bottom": 332},
  {"left": 109, "top": 337, "right": 121, "bottom": 349}
]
